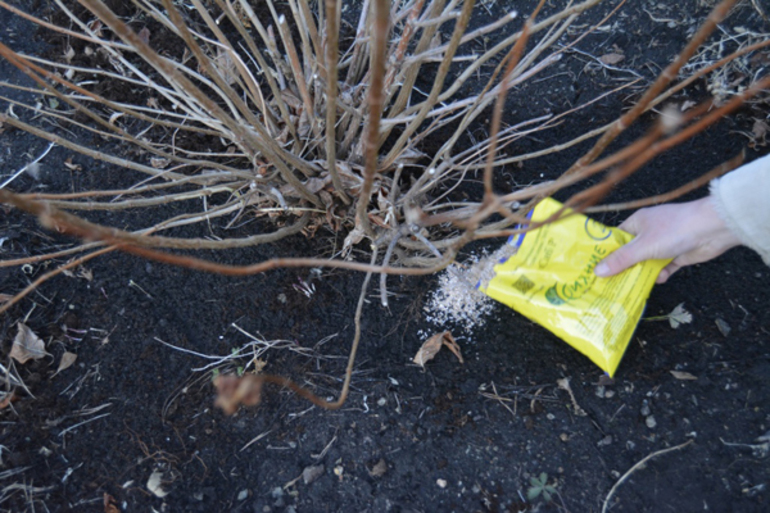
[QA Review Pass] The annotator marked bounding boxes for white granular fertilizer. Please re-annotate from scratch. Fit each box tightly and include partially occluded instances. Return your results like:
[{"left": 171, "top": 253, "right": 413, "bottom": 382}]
[{"left": 422, "top": 244, "right": 517, "bottom": 335}]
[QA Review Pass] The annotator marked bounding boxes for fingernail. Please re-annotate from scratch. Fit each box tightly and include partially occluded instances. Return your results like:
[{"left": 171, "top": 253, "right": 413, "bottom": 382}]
[{"left": 594, "top": 262, "right": 609, "bottom": 277}]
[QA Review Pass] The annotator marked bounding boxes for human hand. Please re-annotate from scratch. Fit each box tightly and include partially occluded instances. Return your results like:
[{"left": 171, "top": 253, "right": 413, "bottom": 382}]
[{"left": 594, "top": 197, "right": 742, "bottom": 283}]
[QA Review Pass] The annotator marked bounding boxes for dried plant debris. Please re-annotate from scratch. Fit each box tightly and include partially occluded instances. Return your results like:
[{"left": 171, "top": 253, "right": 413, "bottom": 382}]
[
  {"left": 51, "top": 352, "right": 77, "bottom": 378},
  {"left": 557, "top": 377, "right": 587, "bottom": 417},
  {"left": 670, "top": 370, "right": 698, "bottom": 381},
  {"left": 646, "top": 302, "right": 693, "bottom": 329},
  {"left": 422, "top": 244, "right": 517, "bottom": 333},
  {"left": 412, "top": 331, "right": 464, "bottom": 369},
  {"left": 667, "top": 303, "right": 693, "bottom": 328},
  {"left": 103, "top": 493, "right": 120, "bottom": 513},
  {"left": 368, "top": 459, "right": 388, "bottom": 478},
  {"left": 146, "top": 470, "right": 170, "bottom": 498},
  {"left": 0, "top": 391, "right": 16, "bottom": 410},
  {"left": 213, "top": 374, "right": 263, "bottom": 415},
  {"left": 715, "top": 317, "right": 731, "bottom": 337},
  {"left": 10, "top": 323, "right": 49, "bottom": 364}
]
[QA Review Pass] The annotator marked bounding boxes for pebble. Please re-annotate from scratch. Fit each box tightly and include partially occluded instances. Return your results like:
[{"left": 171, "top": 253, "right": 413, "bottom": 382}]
[
  {"left": 437, "top": 478, "right": 447, "bottom": 488},
  {"left": 645, "top": 415, "right": 657, "bottom": 429},
  {"left": 303, "top": 465, "right": 324, "bottom": 485}
]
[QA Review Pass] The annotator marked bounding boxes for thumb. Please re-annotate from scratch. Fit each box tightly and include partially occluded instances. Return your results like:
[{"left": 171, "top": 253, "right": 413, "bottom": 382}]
[{"left": 594, "top": 237, "right": 645, "bottom": 277}]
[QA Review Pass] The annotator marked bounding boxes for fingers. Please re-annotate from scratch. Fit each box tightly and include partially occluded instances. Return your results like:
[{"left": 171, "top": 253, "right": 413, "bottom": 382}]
[
  {"left": 656, "top": 261, "right": 681, "bottom": 284},
  {"left": 594, "top": 237, "right": 645, "bottom": 277},
  {"left": 617, "top": 210, "right": 643, "bottom": 235}
]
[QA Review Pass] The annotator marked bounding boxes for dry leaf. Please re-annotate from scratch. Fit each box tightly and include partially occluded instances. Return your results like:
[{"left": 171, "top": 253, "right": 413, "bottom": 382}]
[
  {"left": 64, "top": 158, "right": 82, "bottom": 171},
  {"left": 715, "top": 318, "right": 731, "bottom": 337},
  {"left": 599, "top": 53, "right": 624, "bottom": 65},
  {"left": 213, "top": 47, "right": 238, "bottom": 85},
  {"left": 670, "top": 370, "right": 697, "bottom": 381},
  {"left": 412, "top": 331, "right": 463, "bottom": 369},
  {"left": 0, "top": 391, "right": 16, "bottom": 410},
  {"left": 557, "top": 377, "right": 587, "bottom": 417},
  {"left": 10, "top": 323, "right": 48, "bottom": 364},
  {"left": 150, "top": 157, "right": 170, "bottom": 169},
  {"left": 147, "top": 471, "right": 169, "bottom": 498},
  {"left": 103, "top": 492, "right": 119, "bottom": 513},
  {"left": 752, "top": 119, "right": 768, "bottom": 140},
  {"left": 368, "top": 459, "right": 388, "bottom": 478},
  {"left": 63, "top": 266, "right": 93, "bottom": 281},
  {"left": 668, "top": 303, "right": 692, "bottom": 329},
  {"left": 77, "top": 267, "right": 93, "bottom": 282},
  {"left": 52, "top": 352, "right": 77, "bottom": 378},
  {"left": 138, "top": 27, "right": 151, "bottom": 45},
  {"left": 86, "top": 19, "right": 103, "bottom": 36},
  {"left": 213, "top": 374, "right": 263, "bottom": 415},
  {"left": 250, "top": 358, "right": 267, "bottom": 373},
  {"left": 341, "top": 225, "right": 365, "bottom": 257}
]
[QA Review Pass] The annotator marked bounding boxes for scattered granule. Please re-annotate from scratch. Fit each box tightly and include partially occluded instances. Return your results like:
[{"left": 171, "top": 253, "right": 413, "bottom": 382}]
[{"left": 421, "top": 243, "right": 518, "bottom": 335}]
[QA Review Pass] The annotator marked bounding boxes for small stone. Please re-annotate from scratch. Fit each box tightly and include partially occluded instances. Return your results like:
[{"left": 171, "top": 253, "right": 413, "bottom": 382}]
[
  {"left": 595, "top": 386, "right": 606, "bottom": 398},
  {"left": 237, "top": 489, "right": 249, "bottom": 501},
  {"left": 646, "top": 415, "right": 657, "bottom": 429},
  {"left": 303, "top": 465, "right": 324, "bottom": 485},
  {"left": 604, "top": 390, "right": 615, "bottom": 398},
  {"left": 377, "top": 397, "right": 387, "bottom": 407},
  {"left": 560, "top": 433, "right": 569, "bottom": 442},
  {"left": 640, "top": 400, "right": 651, "bottom": 417},
  {"left": 270, "top": 487, "right": 283, "bottom": 499},
  {"left": 436, "top": 478, "right": 447, "bottom": 488},
  {"left": 597, "top": 435, "right": 613, "bottom": 447}
]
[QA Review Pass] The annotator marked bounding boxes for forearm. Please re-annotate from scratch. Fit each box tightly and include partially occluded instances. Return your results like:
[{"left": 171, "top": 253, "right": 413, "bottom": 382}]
[{"left": 710, "top": 153, "right": 770, "bottom": 265}]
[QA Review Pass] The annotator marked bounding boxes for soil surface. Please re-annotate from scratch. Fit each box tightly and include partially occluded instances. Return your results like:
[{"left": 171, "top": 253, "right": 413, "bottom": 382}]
[{"left": 1, "top": 1, "right": 770, "bottom": 512}]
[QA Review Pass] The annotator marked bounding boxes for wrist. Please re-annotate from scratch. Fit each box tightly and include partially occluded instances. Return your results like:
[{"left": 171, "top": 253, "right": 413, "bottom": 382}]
[{"left": 700, "top": 196, "right": 741, "bottom": 251}]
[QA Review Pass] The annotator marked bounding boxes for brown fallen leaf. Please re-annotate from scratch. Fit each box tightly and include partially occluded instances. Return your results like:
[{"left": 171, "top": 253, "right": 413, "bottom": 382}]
[
  {"left": 10, "top": 323, "right": 49, "bottom": 364},
  {"left": 138, "top": 26, "right": 151, "bottom": 45},
  {"left": 599, "top": 53, "right": 624, "bottom": 65},
  {"left": 670, "top": 370, "right": 697, "bottom": 381},
  {"left": 0, "top": 391, "right": 16, "bottom": 410},
  {"left": 51, "top": 352, "right": 77, "bottom": 378},
  {"left": 213, "top": 374, "right": 263, "bottom": 415},
  {"left": 412, "top": 331, "right": 464, "bottom": 369},
  {"left": 64, "top": 158, "right": 82, "bottom": 171},
  {"left": 103, "top": 492, "right": 120, "bottom": 513}
]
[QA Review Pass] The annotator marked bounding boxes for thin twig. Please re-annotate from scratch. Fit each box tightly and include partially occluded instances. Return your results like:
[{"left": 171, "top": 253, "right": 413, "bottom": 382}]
[{"left": 601, "top": 439, "right": 694, "bottom": 513}]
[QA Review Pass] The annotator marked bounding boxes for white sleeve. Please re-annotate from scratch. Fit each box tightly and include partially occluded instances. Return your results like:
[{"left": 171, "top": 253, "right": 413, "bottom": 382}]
[{"left": 710, "top": 153, "right": 770, "bottom": 266}]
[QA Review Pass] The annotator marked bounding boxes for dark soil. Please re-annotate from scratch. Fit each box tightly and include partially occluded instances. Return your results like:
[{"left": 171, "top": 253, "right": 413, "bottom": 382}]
[{"left": 1, "top": 1, "right": 770, "bottom": 512}]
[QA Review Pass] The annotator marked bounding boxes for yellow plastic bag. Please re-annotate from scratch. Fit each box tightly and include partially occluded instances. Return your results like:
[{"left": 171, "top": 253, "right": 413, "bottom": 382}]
[{"left": 477, "top": 197, "right": 670, "bottom": 376}]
